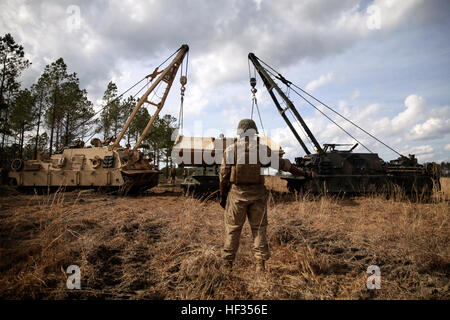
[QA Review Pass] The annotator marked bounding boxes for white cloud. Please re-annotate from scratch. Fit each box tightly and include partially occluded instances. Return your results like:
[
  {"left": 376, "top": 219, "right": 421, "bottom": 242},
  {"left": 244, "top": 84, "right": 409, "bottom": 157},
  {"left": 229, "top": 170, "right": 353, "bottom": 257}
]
[
  {"left": 417, "top": 153, "right": 435, "bottom": 161},
  {"left": 305, "top": 72, "right": 335, "bottom": 92},
  {"left": 444, "top": 144, "right": 450, "bottom": 151},
  {"left": 354, "top": 103, "right": 381, "bottom": 122},
  {"left": 359, "top": 95, "right": 449, "bottom": 147},
  {"left": 391, "top": 94, "right": 426, "bottom": 130},
  {"left": 400, "top": 144, "right": 435, "bottom": 162},
  {"left": 269, "top": 93, "right": 450, "bottom": 162},
  {"left": 360, "top": 94, "right": 449, "bottom": 142},
  {"left": 430, "top": 105, "right": 450, "bottom": 118},
  {"left": 402, "top": 144, "right": 434, "bottom": 155},
  {"left": 410, "top": 118, "right": 450, "bottom": 140},
  {"left": 1, "top": 0, "right": 432, "bottom": 104},
  {"left": 1, "top": 0, "right": 449, "bottom": 164},
  {"left": 351, "top": 90, "right": 360, "bottom": 100}
]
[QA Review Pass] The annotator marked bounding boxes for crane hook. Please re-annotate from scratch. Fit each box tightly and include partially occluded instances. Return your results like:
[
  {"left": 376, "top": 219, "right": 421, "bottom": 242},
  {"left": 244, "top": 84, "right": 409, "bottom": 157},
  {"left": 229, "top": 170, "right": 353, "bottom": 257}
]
[{"left": 180, "top": 75, "right": 187, "bottom": 86}]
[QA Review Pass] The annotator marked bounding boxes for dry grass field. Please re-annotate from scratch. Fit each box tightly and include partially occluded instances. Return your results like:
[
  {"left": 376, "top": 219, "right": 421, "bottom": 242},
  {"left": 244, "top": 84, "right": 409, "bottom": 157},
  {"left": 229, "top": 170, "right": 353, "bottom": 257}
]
[
  {"left": 441, "top": 177, "right": 450, "bottom": 200},
  {"left": 0, "top": 178, "right": 448, "bottom": 300}
]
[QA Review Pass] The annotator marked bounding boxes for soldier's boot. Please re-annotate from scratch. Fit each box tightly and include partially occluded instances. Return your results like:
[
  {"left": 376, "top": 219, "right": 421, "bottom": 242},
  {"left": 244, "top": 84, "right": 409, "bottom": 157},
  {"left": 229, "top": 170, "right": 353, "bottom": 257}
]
[{"left": 256, "top": 260, "right": 265, "bottom": 272}]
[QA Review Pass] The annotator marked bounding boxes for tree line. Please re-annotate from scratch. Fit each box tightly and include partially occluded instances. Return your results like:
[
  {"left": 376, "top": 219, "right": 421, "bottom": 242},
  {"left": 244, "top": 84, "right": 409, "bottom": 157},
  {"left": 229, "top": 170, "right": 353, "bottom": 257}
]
[
  {"left": 0, "top": 33, "right": 177, "bottom": 171},
  {"left": 1, "top": 33, "right": 447, "bottom": 177},
  {"left": 440, "top": 162, "right": 450, "bottom": 177}
]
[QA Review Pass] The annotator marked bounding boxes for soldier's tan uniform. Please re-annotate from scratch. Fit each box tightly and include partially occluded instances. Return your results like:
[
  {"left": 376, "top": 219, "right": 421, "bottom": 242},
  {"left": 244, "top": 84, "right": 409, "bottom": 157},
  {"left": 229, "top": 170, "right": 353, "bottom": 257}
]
[{"left": 219, "top": 120, "right": 295, "bottom": 270}]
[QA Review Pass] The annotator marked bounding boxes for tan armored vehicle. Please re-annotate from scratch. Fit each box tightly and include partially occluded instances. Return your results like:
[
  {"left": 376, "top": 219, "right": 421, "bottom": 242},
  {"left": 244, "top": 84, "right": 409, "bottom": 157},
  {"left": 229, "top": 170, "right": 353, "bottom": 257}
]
[
  {"left": 9, "top": 141, "right": 159, "bottom": 194},
  {"left": 9, "top": 44, "right": 189, "bottom": 194},
  {"left": 172, "top": 135, "right": 285, "bottom": 196}
]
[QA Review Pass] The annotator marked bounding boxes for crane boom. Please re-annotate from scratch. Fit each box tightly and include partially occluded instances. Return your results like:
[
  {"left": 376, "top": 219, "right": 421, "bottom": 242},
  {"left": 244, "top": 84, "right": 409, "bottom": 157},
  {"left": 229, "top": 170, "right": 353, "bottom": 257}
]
[
  {"left": 248, "top": 53, "right": 322, "bottom": 154},
  {"left": 114, "top": 44, "right": 189, "bottom": 150}
]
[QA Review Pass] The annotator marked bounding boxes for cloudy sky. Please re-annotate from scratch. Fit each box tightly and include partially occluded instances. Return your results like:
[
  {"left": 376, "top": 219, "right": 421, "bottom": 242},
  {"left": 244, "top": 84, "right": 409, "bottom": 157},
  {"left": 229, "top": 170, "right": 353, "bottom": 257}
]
[{"left": 1, "top": 0, "right": 449, "bottom": 163}]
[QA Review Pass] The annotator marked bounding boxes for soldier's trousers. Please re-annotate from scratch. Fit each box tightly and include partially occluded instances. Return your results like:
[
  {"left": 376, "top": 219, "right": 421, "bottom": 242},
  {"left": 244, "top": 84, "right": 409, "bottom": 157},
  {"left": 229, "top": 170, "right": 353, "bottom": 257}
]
[{"left": 223, "top": 184, "right": 270, "bottom": 262}]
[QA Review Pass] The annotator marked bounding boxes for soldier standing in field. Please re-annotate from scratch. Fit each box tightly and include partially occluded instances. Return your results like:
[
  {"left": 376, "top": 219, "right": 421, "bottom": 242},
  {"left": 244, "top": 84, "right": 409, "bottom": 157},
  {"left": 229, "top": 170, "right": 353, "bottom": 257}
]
[
  {"left": 219, "top": 119, "right": 305, "bottom": 272},
  {"left": 169, "top": 165, "right": 177, "bottom": 185}
]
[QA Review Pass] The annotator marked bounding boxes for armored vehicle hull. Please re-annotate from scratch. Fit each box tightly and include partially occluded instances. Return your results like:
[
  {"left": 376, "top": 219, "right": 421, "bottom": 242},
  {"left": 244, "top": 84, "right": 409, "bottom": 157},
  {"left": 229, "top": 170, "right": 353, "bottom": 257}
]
[
  {"left": 282, "top": 152, "right": 439, "bottom": 198},
  {"left": 8, "top": 146, "right": 159, "bottom": 194},
  {"left": 173, "top": 135, "right": 285, "bottom": 197},
  {"left": 181, "top": 166, "right": 220, "bottom": 197}
]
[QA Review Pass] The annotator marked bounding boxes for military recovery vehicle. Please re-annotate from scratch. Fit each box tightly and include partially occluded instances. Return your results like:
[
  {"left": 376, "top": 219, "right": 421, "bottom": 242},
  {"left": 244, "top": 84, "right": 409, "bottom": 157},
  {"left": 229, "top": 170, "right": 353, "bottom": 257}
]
[
  {"left": 248, "top": 53, "right": 440, "bottom": 197},
  {"left": 8, "top": 45, "right": 190, "bottom": 194},
  {"left": 9, "top": 142, "right": 160, "bottom": 194},
  {"left": 173, "top": 134, "right": 287, "bottom": 197},
  {"left": 180, "top": 165, "right": 220, "bottom": 197},
  {"left": 173, "top": 135, "right": 227, "bottom": 197}
]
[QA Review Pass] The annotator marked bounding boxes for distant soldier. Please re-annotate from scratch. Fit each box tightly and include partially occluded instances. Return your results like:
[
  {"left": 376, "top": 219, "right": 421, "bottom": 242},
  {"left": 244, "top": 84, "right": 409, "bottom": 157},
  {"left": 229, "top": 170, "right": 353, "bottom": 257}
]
[
  {"left": 72, "top": 140, "right": 85, "bottom": 148},
  {"left": 90, "top": 138, "right": 102, "bottom": 147},
  {"left": 102, "top": 137, "right": 115, "bottom": 146},
  {"left": 170, "top": 166, "right": 177, "bottom": 185},
  {"left": 219, "top": 119, "right": 305, "bottom": 272}
]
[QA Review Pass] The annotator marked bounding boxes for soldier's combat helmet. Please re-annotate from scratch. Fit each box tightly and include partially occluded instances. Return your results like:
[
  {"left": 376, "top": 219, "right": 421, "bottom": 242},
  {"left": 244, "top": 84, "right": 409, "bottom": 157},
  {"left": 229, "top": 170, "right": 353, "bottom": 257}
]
[{"left": 237, "top": 119, "right": 259, "bottom": 136}]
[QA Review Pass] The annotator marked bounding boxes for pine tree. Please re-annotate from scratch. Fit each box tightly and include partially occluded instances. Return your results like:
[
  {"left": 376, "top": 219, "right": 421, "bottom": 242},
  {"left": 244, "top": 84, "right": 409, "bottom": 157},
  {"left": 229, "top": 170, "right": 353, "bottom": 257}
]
[
  {"left": 9, "top": 88, "right": 35, "bottom": 157},
  {"left": 120, "top": 95, "right": 137, "bottom": 145},
  {"left": 41, "top": 58, "right": 76, "bottom": 155},
  {"left": 0, "top": 33, "right": 31, "bottom": 153},
  {"left": 100, "top": 81, "right": 121, "bottom": 140},
  {"left": 30, "top": 75, "right": 49, "bottom": 157},
  {"left": 59, "top": 79, "right": 94, "bottom": 147},
  {"left": 145, "top": 114, "right": 177, "bottom": 170},
  {"left": 37, "top": 58, "right": 94, "bottom": 155}
]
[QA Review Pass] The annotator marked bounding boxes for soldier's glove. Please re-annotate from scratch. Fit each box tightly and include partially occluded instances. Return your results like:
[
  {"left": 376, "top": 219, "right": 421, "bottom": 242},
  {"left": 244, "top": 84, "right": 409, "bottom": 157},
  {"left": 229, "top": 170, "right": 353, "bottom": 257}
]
[
  {"left": 289, "top": 165, "right": 306, "bottom": 177},
  {"left": 219, "top": 181, "right": 229, "bottom": 209}
]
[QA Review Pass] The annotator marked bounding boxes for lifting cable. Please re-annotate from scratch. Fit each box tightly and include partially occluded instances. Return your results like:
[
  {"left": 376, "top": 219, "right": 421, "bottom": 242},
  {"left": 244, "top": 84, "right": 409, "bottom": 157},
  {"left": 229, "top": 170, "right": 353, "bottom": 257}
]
[
  {"left": 288, "top": 82, "right": 403, "bottom": 156},
  {"left": 289, "top": 85, "right": 373, "bottom": 153},
  {"left": 287, "top": 106, "right": 316, "bottom": 152},
  {"left": 248, "top": 59, "right": 256, "bottom": 118},
  {"left": 83, "top": 78, "right": 151, "bottom": 140},
  {"left": 156, "top": 46, "right": 182, "bottom": 70},
  {"left": 251, "top": 93, "right": 266, "bottom": 136},
  {"left": 80, "top": 47, "right": 183, "bottom": 138},
  {"left": 251, "top": 58, "right": 366, "bottom": 152},
  {"left": 283, "top": 85, "right": 316, "bottom": 152},
  {"left": 178, "top": 51, "right": 189, "bottom": 133},
  {"left": 255, "top": 56, "right": 404, "bottom": 156},
  {"left": 78, "top": 76, "right": 148, "bottom": 129},
  {"left": 248, "top": 61, "right": 266, "bottom": 136}
]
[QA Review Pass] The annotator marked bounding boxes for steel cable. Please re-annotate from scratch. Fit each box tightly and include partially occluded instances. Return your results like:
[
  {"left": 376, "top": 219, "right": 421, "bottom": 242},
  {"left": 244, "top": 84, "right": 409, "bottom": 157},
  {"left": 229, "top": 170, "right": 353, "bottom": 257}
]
[{"left": 254, "top": 56, "right": 404, "bottom": 156}]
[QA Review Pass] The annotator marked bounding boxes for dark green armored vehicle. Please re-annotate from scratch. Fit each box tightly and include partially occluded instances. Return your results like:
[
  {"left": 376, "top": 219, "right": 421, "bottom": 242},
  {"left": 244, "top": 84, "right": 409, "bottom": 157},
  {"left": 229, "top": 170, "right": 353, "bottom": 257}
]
[
  {"left": 282, "top": 144, "right": 388, "bottom": 194},
  {"left": 282, "top": 145, "right": 438, "bottom": 197},
  {"left": 181, "top": 165, "right": 220, "bottom": 197},
  {"left": 248, "top": 53, "right": 440, "bottom": 197}
]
